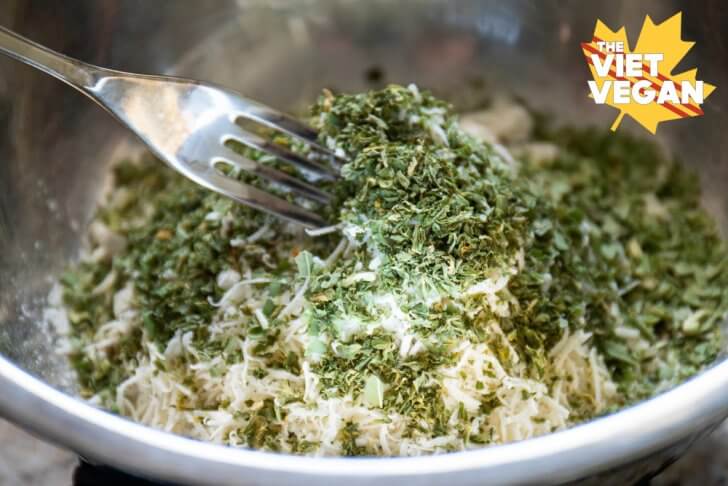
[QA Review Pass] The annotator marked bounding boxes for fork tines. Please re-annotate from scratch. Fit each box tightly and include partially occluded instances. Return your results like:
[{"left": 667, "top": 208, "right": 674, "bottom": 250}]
[{"left": 208, "top": 100, "right": 345, "bottom": 228}]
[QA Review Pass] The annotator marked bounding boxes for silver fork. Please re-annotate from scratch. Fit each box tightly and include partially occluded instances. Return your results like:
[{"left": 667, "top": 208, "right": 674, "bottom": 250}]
[{"left": 0, "top": 26, "right": 342, "bottom": 228}]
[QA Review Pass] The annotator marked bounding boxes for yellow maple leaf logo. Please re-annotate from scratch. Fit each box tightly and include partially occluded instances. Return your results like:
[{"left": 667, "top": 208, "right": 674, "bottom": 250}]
[{"left": 581, "top": 12, "right": 716, "bottom": 134}]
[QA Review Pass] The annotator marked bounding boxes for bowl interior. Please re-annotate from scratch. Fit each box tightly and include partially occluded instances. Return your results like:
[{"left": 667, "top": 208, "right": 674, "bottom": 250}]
[{"left": 1, "top": 0, "right": 726, "bottom": 412}]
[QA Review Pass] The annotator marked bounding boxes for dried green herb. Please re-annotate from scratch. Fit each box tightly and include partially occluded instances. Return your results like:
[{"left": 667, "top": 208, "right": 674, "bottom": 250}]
[{"left": 60, "top": 85, "right": 727, "bottom": 454}]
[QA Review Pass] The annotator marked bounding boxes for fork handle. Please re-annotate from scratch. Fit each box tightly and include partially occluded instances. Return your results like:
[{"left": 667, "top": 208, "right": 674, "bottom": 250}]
[{"left": 0, "top": 26, "right": 99, "bottom": 90}]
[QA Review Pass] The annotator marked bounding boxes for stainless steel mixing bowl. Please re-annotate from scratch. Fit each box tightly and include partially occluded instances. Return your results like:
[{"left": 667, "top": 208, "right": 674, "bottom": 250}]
[{"left": 1, "top": 1, "right": 727, "bottom": 484}]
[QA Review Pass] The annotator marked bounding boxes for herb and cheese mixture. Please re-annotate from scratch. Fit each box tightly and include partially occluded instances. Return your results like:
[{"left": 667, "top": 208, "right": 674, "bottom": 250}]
[{"left": 56, "top": 85, "right": 728, "bottom": 456}]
